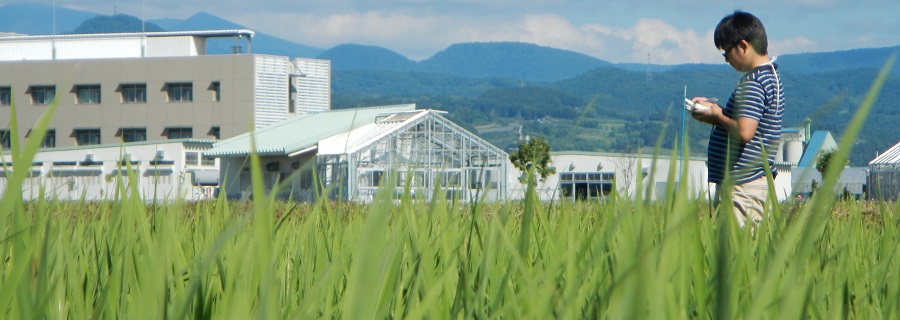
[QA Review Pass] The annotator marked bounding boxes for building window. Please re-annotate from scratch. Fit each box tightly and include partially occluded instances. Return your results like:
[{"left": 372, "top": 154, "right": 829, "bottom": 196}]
[
  {"left": 166, "top": 82, "right": 193, "bottom": 102},
  {"left": 29, "top": 85, "right": 55, "bottom": 105},
  {"left": 121, "top": 128, "right": 146, "bottom": 143},
  {"left": 166, "top": 127, "right": 193, "bottom": 139},
  {"left": 201, "top": 155, "right": 215, "bottom": 166},
  {"left": 75, "top": 129, "right": 101, "bottom": 146},
  {"left": 468, "top": 169, "right": 497, "bottom": 190},
  {"left": 41, "top": 129, "right": 55, "bottom": 148},
  {"left": 0, "top": 130, "right": 10, "bottom": 149},
  {"left": 0, "top": 87, "right": 10, "bottom": 106},
  {"left": 75, "top": 84, "right": 101, "bottom": 104},
  {"left": 121, "top": 84, "right": 146, "bottom": 103},
  {"left": 210, "top": 81, "right": 221, "bottom": 101},
  {"left": 361, "top": 170, "right": 384, "bottom": 187},
  {"left": 185, "top": 152, "right": 199, "bottom": 165},
  {"left": 559, "top": 172, "right": 616, "bottom": 200},
  {"left": 288, "top": 83, "right": 296, "bottom": 113}
]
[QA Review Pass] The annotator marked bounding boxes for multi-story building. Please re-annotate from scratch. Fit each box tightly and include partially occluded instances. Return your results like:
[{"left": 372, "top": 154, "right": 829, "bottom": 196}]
[{"left": 0, "top": 30, "right": 330, "bottom": 150}]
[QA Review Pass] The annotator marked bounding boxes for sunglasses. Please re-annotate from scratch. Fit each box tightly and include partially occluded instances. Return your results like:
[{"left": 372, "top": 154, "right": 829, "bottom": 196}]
[{"left": 722, "top": 41, "right": 742, "bottom": 58}]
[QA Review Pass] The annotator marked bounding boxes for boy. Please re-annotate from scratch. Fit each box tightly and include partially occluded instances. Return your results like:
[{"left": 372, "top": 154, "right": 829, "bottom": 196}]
[{"left": 690, "top": 11, "right": 784, "bottom": 228}]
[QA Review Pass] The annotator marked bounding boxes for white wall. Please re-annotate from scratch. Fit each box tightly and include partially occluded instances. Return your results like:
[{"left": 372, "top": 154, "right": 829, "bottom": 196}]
[
  {"left": 0, "top": 36, "right": 204, "bottom": 61},
  {"left": 508, "top": 152, "right": 794, "bottom": 202},
  {"left": 0, "top": 141, "right": 217, "bottom": 202}
]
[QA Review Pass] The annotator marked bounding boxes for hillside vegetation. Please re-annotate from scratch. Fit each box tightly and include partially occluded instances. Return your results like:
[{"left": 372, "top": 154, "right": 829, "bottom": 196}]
[
  {"left": 333, "top": 61, "right": 900, "bottom": 165},
  {"left": 73, "top": 14, "right": 164, "bottom": 33}
]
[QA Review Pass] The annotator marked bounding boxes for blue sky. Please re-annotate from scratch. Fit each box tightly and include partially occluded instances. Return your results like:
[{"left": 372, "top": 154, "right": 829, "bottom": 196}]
[{"left": 20, "top": 0, "right": 900, "bottom": 64}]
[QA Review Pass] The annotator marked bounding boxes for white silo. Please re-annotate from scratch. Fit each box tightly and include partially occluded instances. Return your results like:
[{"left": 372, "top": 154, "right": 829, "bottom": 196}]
[{"left": 784, "top": 139, "right": 804, "bottom": 163}]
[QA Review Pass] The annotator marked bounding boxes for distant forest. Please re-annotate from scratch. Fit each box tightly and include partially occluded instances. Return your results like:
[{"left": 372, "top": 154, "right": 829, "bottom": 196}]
[{"left": 333, "top": 65, "right": 900, "bottom": 166}]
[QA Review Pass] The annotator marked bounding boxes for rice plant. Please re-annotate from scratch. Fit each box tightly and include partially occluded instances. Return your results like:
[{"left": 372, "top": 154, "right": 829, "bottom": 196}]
[{"left": 1, "top": 57, "right": 899, "bottom": 319}]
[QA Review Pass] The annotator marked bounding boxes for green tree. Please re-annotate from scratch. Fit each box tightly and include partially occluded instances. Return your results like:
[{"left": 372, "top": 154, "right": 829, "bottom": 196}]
[
  {"left": 509, "top": 136, "right": 556, "bottom": 185},
  {"left": 815, "top": 148, "right": 849, "bottom": 176}
]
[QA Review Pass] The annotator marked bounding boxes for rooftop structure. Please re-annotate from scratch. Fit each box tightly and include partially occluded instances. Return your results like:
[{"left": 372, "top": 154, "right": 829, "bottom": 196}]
[{"left": 0, "top": 29, "right": 255, "bottom": 61}]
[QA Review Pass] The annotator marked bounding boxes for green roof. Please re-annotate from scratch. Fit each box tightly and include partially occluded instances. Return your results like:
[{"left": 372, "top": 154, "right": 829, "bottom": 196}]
[{"left": 205, "top": 104, "right": 417, "bottom": 157}]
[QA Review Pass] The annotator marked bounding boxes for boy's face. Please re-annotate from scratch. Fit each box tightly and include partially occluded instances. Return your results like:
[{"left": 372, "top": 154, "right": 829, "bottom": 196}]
[{"left": 722, "top": 40, "right": 755, "bottom": 73}]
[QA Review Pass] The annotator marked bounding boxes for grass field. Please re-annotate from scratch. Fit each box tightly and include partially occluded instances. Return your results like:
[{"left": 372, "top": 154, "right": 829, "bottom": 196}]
[
  {"left": 2, "top": 181, "right": 899, "bottom": 319},
  {"left": 2, "top": 57, "right": 898, "bottom": 319}
]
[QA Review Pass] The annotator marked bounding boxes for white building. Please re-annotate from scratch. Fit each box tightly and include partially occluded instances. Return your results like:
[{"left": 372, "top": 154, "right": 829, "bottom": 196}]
[
  {"left": 0, "top": 30, "right": 331, "bottom": 203},
  {"left": 0, "top": 139, "right": 218, "bottom": 202},
  {"left": 510, "top": 151, "right": 710, "bottom": 202},
  {"left": 511, "top": 124, "right": 810, "bottom": 203}
]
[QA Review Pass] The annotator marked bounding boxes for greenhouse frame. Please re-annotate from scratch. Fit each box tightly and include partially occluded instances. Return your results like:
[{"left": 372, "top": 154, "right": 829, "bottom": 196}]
[
  {"left": 868, "top": 140, "right": 900, "bottom": 201},
  {"left": 206, "top": 104, "right": 509, "bottom": 203}
]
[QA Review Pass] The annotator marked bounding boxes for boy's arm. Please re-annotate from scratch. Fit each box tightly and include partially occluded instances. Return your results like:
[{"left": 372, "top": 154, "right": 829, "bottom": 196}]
[{"left": 690, "top": 103, "right": 758, "bottom": 143}]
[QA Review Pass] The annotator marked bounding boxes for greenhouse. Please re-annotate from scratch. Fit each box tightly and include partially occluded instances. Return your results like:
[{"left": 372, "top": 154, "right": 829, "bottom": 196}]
[
  {"left": 206, "top": 104, "right": 509, "bottom": 203},
  {"left": 868, "top": 140, "right": 900, "bottom": 201}
]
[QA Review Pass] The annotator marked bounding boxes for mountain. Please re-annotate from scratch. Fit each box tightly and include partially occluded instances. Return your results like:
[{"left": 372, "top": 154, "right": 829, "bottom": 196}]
[
  {"left": 73, "top": 14, "right": 164, "bottom": 33},
  {"left": 319, "top": 41, "right": 615, "bottom": 82},
  {"left": 150, "top": 12, "right": 324, "bottom": 58},
  {"left": 0, "top": 3, "right": 96, "bottom": 34},
  {"left": 420, "top": 42, "right": 613, "bottom": 82},
  {"left": 318, "top": 44, "right": 419, "bottom": 72},
  {"left": 777, "top": 46, "right": 900, "bottom": 74}
]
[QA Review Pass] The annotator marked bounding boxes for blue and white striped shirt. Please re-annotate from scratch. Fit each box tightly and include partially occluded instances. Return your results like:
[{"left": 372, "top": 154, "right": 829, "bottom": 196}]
[{"left": 707, "top": 63, "right": 784, "bottom": 185}]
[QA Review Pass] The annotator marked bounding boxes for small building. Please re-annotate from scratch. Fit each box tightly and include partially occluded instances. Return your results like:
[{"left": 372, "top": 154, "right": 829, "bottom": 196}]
[
  {"left": 513, "top": 151, "right": 710, "bottom": 202},
  {"left": 788, "top": 130, "right": 871, "bottom": 199},
  {"left": 205, "top": 104, "right": 510, "bottom": 203},
  {"left": 0, "top": 139, "right": 218, "bottom": 201},
  {"left": 519, "top": 124, "right": 811, "bottom": 203},
  {"left": 868, "top": 140, "right": 900, "bottom": 201},
  {"left": 792, "top": 167, "right": 868, "bottom": 199}
]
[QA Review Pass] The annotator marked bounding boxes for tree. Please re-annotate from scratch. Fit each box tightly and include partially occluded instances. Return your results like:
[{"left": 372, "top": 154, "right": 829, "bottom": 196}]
[
  {"left": 509, "top": 136, "right": 556, "bottom": 185},
  {"left": 815, "top": 148, "right": 849, "bottom": 176}
]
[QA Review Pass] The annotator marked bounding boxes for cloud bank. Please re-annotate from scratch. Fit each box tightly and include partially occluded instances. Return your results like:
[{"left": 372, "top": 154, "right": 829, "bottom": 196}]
[{"left": 20, "top": 0, "right": 900, "bottom": 64}]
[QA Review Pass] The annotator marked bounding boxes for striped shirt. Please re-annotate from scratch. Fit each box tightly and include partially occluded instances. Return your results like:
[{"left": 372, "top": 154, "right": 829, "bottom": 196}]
[{"left": 707, "top": 62, "right": 784, "bottom": 185}]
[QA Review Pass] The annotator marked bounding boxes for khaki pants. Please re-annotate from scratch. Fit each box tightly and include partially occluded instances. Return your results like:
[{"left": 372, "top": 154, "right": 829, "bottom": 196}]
[{"left": 715, "top": 177, "right": 769, "bottom": 228}]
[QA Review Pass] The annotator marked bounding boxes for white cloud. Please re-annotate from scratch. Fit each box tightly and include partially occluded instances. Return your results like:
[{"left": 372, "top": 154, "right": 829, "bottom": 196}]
[
  {"left": 769, "top": 36, "right": 816, "bottom": 55},
  {"left": 610, "top": 18, "right": 717, "bottom": 64},
  {"left": 33, "top": 0, "right": 899, "bottom": 63},
  {"left": 239, "top": 10, "right": 725, "bottom": 64}
]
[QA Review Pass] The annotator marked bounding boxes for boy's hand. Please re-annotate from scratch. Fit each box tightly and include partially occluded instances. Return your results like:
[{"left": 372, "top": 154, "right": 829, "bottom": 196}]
[{"left": 689, "top": 97, "right": 722, "bottom": 125}]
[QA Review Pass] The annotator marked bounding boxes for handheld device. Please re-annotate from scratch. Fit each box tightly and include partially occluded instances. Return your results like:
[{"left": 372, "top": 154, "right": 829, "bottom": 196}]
[
  {"left": 684, "top": 98, "right": 719, "bottom": 111},
  {"left": 683, "top": 98, "right": 710, "bottom": 111}
]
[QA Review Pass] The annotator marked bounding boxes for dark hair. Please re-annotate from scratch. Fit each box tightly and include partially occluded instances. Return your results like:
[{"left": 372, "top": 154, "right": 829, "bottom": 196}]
[{"left": 714, "top": 11, "right": 768, "bottom": 55}]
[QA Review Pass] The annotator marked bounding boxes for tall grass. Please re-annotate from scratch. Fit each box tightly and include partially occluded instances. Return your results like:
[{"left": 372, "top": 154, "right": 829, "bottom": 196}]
[{"left": 2, "top": 58, "right": 900, "bottom": 318}]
